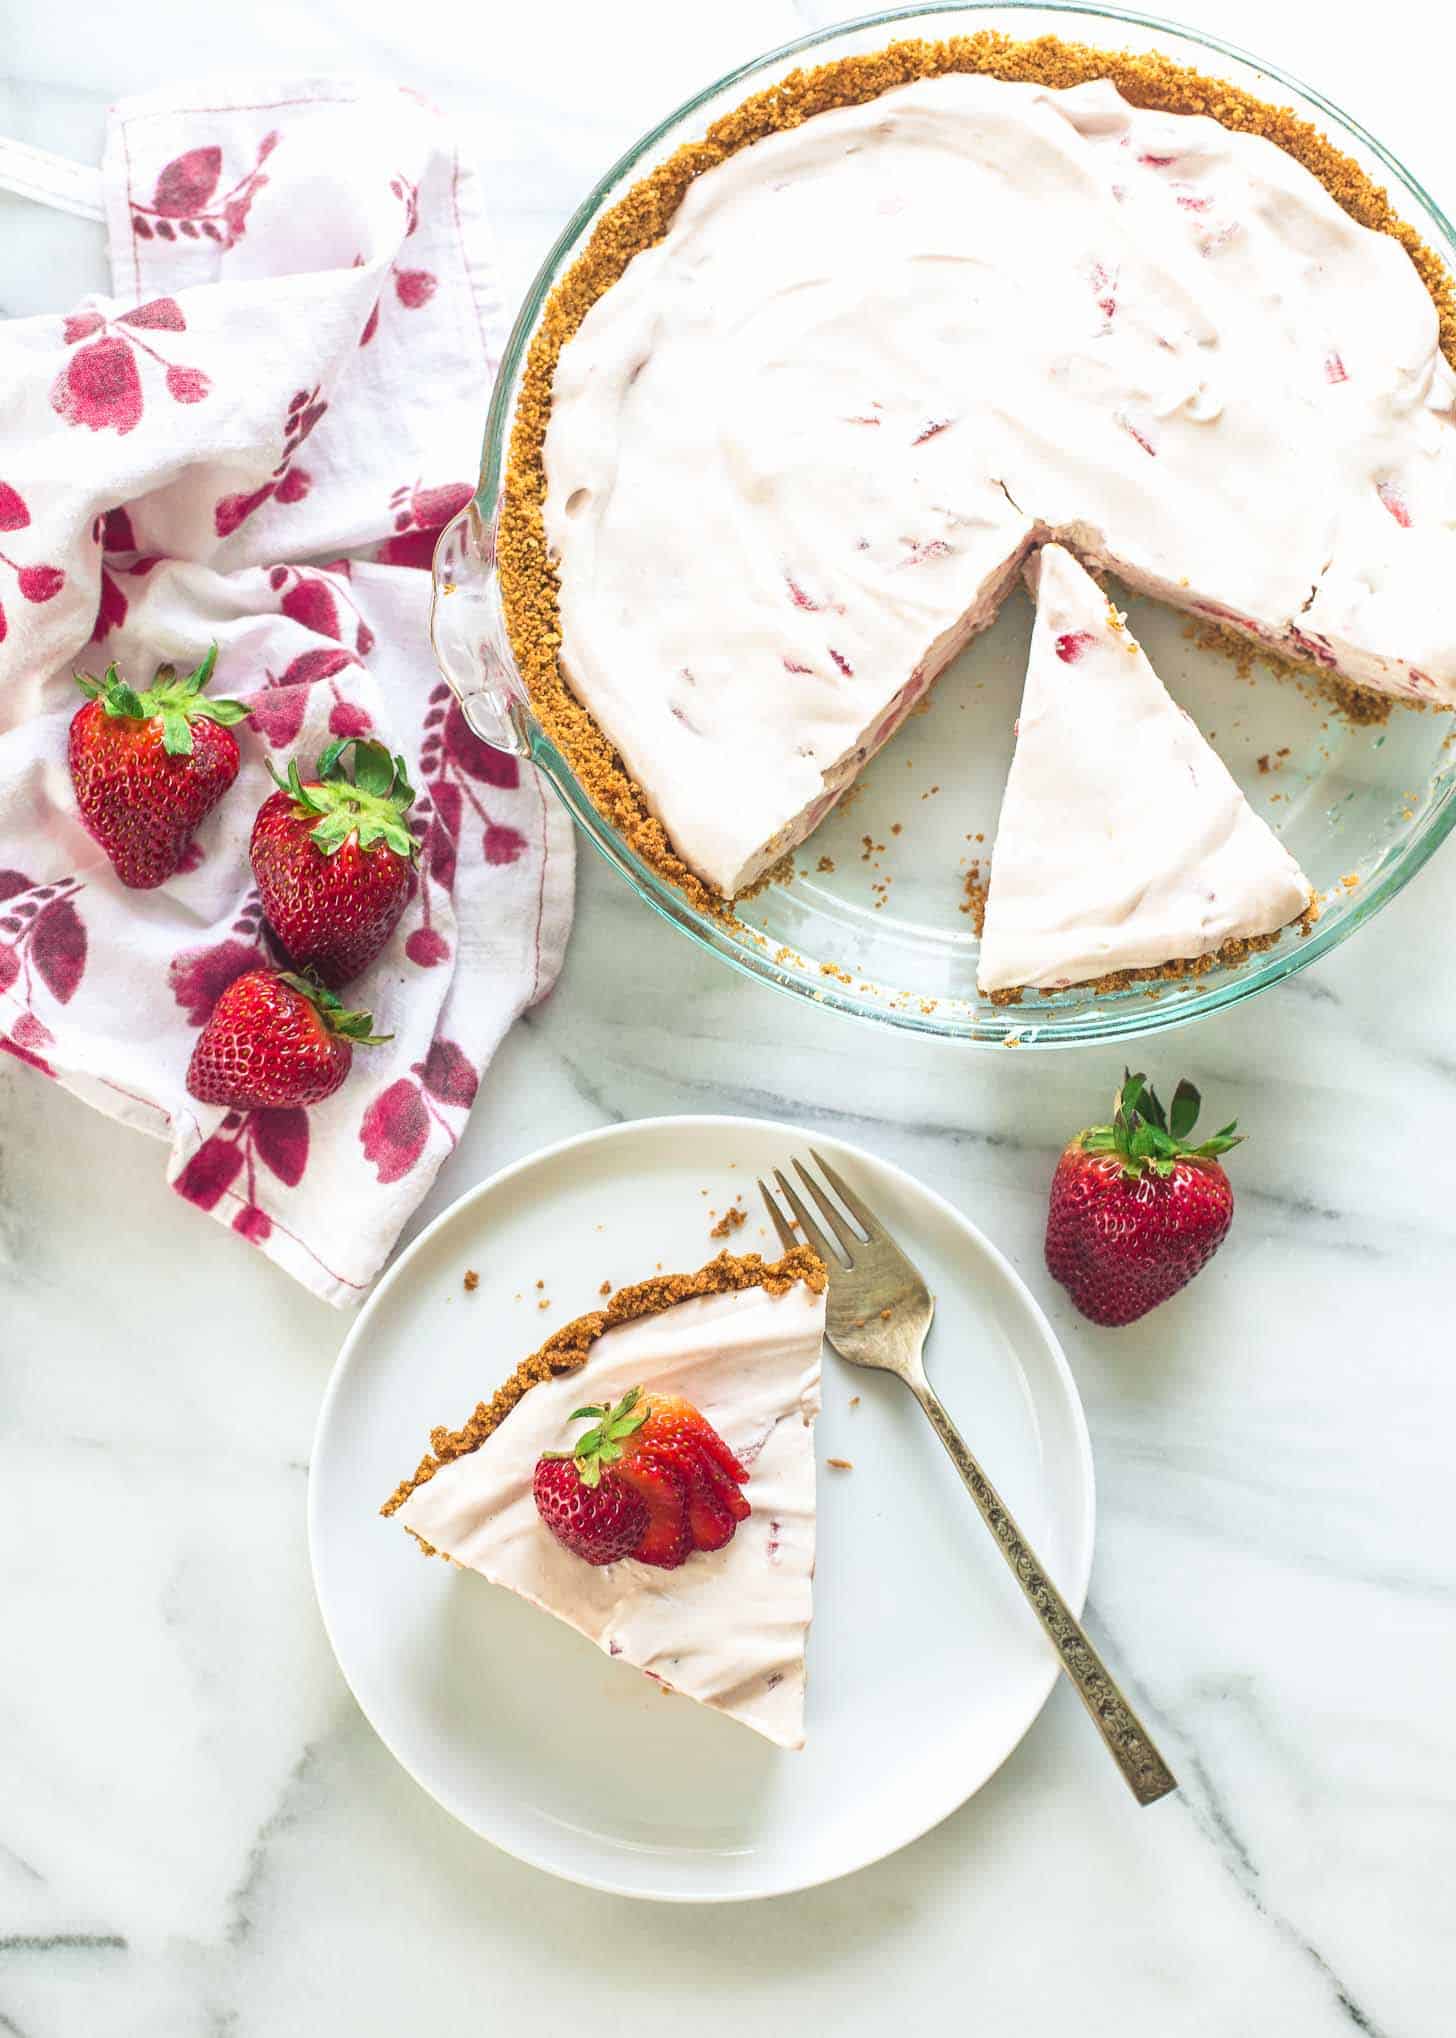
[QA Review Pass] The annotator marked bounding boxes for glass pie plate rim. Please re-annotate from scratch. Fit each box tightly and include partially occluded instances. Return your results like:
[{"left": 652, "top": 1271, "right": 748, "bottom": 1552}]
[{"left": 433, "top": 0, "right": 1456, "bottom": 1047}]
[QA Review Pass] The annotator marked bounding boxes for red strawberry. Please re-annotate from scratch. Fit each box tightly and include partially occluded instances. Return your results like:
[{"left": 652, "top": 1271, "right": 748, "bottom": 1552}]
[
  {"left": 186, "top": 968, "right": 388, "bottom": 1110},
  {"left": 251, "top": 738, "right": 419, "bottom": 986},
  {"left": 621, "top": 1393, "right": 750, "bottom": 1556},
  {"left": 533, "top": 1385, "right": 750, "bottom": 1572},
  {"left": 532, "top": 1456, "right": 647, "bottom": 1567},
  {"left": 69, "top": 646, "right": 246, "bottom": 887},
  {"left": 1045, "top": 1071, "right": 1241, "bottom": 1327},
  {"left": 620, "top": 1455, "right": 692, "bottom": 1569}
]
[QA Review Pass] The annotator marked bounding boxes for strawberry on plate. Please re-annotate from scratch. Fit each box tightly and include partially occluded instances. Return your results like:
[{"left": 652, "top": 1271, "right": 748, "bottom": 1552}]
[
  {"left": 534, "top": 1385, "right": 750, "bottom": 1571},
  {"left": 1045, "top": 1069, "right": 1241, "bottom": 1327},
  {"left": 532, "top": 1455, "right": 648, "bottom": 1568},
  {"left": 251, "top": 738, "right": 419, "bottom": 987},
  {"left": 69, "top": 645, "right": 247, "bottom": 888},
  {"left": 186, "top": 967, "right": 388, "bottom": 1111}
]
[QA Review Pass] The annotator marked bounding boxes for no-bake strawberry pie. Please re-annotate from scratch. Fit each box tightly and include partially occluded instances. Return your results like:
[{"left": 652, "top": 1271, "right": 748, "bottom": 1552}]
[
  {"left": 382, "top": 1247, "right": 827, "bottom": 1749},
  {"left": 499, "top": 34, "right": 1456, "bottom": 980}
]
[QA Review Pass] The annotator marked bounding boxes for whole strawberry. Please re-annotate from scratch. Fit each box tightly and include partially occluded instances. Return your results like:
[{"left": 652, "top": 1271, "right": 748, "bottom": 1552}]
[
  {"left": 1045, "top": 1071, "right": 1241, "bottom": 1327},
  {"left": 186, "top": 967, "right": 388, "bottom": 1110},
  {"left": 251, "top": 739, "right": 419, "bottom": 987},
  {"left": 69, "top": 646, "right": 246, "bottom": 887},
  {"left": 534, "top": 1385, "right": 750, "bottom": 1571}
]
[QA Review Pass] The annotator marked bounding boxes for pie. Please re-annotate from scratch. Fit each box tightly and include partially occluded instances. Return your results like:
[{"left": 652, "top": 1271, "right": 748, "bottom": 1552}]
[
  {"left": 382, "top": 1247, "right": 828, "bottom": 1749},
  {"left": 499, "top": 37, "right": 1456, "bottom": 968},
  {"left": 977, "top": 545, "right": 1313, "bottom": 993}
]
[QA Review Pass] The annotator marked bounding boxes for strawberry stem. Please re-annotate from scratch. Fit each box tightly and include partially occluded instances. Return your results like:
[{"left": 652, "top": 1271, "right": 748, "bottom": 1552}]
[
  {"left": 541, "top": 1385, "right": 651, "bottom": 1489},
  {"left": 268, "top": 738, "right": 419, "bottom": 859},
  {"left": 1080, "top": 1068, "right": 1243, "bottom": 1179},
  {"left": 74, "top": 643, "right": 245, "bottom": 757},
  {"left": 275, "top": 970, "right": 392, "bottom": 1047}
]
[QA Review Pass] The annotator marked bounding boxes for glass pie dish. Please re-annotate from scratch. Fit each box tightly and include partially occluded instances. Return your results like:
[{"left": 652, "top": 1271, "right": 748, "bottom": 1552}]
[{"left": 431, "top": 1, "right": 1456, "bottom": 1047}]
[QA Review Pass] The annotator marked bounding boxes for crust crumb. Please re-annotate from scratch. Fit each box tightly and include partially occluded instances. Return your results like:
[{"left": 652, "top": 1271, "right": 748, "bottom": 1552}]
[{"left": 960, "top": 861, "right": 989, "bottom": 934}]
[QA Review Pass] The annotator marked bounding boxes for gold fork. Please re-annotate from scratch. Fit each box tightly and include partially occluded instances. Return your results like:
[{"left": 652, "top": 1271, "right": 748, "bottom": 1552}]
[{"left": 759, "top": 1151, "right": 1177, "bottom": 1808}]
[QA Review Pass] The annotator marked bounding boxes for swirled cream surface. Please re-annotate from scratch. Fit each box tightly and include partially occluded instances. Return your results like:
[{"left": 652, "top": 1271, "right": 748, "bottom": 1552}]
[{"left": 542, "top": 73, "right": 1456, "bottom": 896}]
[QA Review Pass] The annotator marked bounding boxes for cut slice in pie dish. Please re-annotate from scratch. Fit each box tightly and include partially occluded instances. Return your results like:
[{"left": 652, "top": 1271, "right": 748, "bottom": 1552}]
[
  {"left": 382, "top": 1247, "right": 827, "bottom": 1750},
  {"left": 977, "top": 545, "right": 1314, "bottom": 995}
]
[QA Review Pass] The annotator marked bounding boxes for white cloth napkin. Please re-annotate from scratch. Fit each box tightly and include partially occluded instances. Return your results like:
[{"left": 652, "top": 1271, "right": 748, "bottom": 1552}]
[{"left": 0, "top": 78, "right": 574, "bottom": 1305}]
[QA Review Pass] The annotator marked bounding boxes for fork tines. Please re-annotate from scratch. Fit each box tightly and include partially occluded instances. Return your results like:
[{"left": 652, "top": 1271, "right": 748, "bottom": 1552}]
[{"left": 758, "top": 1150, "right": 874, "bottom": 1270}]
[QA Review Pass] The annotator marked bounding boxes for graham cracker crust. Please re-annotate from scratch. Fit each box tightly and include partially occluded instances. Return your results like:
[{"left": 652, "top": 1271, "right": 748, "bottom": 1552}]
[
  {"left": 381, "top": 1244, "right": 826, "bottom": 1527},
  {"left": 985, "top": 901, "right": 1320, "bottom": 1004},
  {"left": 497, "top": 29, "right": 1456, "bottom": 921}
]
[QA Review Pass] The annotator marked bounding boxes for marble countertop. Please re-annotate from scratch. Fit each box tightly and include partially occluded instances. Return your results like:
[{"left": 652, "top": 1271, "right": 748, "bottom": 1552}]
[{"left": 2, "top": 2, "right": 1452, "bottom": 2031}]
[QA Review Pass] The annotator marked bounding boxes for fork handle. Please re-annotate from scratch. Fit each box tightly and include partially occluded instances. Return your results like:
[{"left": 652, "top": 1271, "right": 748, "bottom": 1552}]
[{"left": 912, "top": 1380, "right": 1177, "bottom": 1806}]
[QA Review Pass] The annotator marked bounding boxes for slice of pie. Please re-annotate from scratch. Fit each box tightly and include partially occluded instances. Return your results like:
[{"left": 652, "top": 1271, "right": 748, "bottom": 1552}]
[
  {"left": 977, "top": 545, "right": 1313, "bottom": 994},
  {"left": 382, "top": 1247, "right": 827, "bottom": 1750}
]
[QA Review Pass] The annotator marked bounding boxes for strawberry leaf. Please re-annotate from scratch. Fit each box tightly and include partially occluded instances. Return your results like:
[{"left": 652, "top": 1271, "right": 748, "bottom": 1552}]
[
  {"left": 160, "top": 709, "right": 194, "bottom": 756},
  {"left": 182, "top": 643, "right": 218, "bottom": 694},
  {"left": 347, "top": 740, "right": 395, "bottom": 799},
  {"left": 275, "top": 971, "right": 390, "bottom": 1045},
  {"left": 326, "top": 1008, "right": 392, "bottom": 1046},
  {"left": 292, "top": 738, "right": 420, "bottom": 862},
  {"left": 1194, "top": 1124, "right": 1244, "bottom": 1158},
  {"left": 1079, "top": 1073, "right": 1242, "bottom": 1180},
  {"left": 559, "top": 1384, "right": 647, "bottom": 1481},
  {"left": 1168, "top": 1079, "right": 1201, "bottom": 1142},
  {"left": 1118, "top": 1070, "right": 1147, "bottom": 1122},
  {"left": 1137, "top": 1077, "right": 1168, "bottom": 1133}
]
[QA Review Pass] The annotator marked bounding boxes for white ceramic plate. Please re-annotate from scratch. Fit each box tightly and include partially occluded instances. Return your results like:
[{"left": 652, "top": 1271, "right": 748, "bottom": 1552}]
[{"left": 309, "top": 1115, "right": 1094, "bottom": 1901}]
